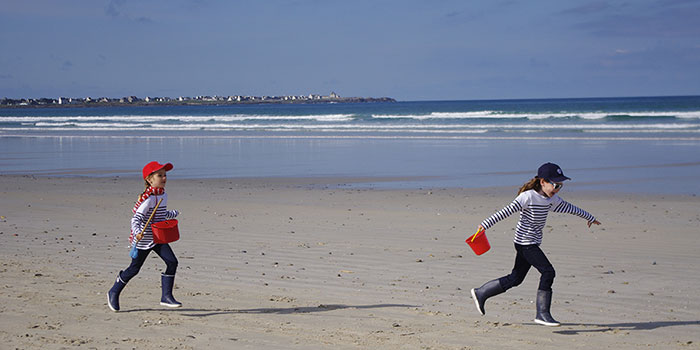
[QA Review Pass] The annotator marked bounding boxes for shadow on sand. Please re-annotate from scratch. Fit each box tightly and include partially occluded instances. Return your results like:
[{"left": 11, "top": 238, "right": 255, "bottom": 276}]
[
  {"left": 121, "top": 303, "right": 418, "bottom": 317},
  {"left": 553, "top": 320, "right": 700, "bottom": 335}
]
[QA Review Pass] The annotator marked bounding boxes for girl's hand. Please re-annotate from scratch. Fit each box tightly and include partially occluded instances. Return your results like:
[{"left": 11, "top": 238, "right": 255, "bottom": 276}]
[
  {"left": 136, "top": 232, "right": 144, "bottom": 241},
  {"left": 478, "top": 225, "right": 485, "bottom": 232},
  {"left": 587, "top": 220, "right": 601, "bottom": 228}
]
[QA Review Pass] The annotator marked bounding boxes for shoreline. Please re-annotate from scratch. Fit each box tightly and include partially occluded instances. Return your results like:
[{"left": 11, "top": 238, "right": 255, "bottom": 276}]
[
  {"left": 4, "top": 133, "right": 700, "bottom": 141},
  {"left": 1, "top": 174, "right": 698, "bottom": 198}
]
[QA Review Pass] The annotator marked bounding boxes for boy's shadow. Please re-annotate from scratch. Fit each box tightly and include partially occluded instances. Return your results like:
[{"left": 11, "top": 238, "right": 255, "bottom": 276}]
[
  {"left": 553, "top": 320, "right": 700, "bottom": 335},
  {"left": 123, "top": 303, "right": 417, "bottom": 317}
]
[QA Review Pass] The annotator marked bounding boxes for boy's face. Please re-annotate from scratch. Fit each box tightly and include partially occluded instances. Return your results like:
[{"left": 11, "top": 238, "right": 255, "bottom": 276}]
[{"left": 147, "top": 169, "right": 167, "bottom": 188}]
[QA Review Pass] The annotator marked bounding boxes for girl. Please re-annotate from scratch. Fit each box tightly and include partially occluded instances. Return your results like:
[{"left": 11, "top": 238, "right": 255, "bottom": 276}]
[
  {"left": 470, "top": 162, "right": 601, "bottom": 326},
  {"left": 108, "top": 161, "right": 182, "bottom": 312}
]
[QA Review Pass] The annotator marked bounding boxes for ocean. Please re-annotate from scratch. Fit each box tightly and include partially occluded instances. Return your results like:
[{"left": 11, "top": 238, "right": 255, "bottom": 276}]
[{"left": 2, "top": 96, "right": 700, "bottom": 195}]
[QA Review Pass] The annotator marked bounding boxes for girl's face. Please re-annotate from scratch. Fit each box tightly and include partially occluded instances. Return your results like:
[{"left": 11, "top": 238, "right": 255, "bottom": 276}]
[
  {"left": 147, "top": 169, "right": 167, "bottom": 188},
  {"left": 540, "top": 178, "right": 562, "bottom": 198}
]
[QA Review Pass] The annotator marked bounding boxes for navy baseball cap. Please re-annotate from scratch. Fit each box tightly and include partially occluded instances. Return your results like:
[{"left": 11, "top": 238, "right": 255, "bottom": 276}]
[{"left": 537, "top": 162, "right": 571, "bottom": 182}]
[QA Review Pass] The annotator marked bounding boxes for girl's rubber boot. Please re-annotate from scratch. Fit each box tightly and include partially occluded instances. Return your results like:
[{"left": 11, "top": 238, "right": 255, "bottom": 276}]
[
  {"left": 470, "top": 279, "right": 505, "bottom": 315},
  {"left": 107, "top": 271, "right": 127, "bottom": 312},
  {"left": 160, "top": 273, "right": 182, "bottom": 308},
  {"left": 534, "top": 290, "right": 560, "bottom": 326}
]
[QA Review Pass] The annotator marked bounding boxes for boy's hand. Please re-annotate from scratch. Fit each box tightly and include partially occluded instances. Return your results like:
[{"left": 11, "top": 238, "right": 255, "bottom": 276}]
[{"left": 587, "top": 220, "right": 601, "bottom": 228}]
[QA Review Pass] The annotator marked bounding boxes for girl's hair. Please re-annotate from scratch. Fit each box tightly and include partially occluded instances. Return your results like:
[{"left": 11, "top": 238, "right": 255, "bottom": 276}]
[
  {"left": 138, "top": 178, "right": 152, "bottom": 200},
  {"left": 518, "top": 177, "right": 542, "bottom": 195}
]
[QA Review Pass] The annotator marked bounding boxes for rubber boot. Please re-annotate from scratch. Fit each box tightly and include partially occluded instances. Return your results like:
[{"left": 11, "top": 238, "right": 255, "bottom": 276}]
[
  {"left": 160, "top": 273, "right": 182, "bottom": 308},
  {"left": 534, "top": 290, "right": 560, "bottom": 326},
  {"left": 107, "top": 271, "right": 127, "bottom": 312},
  {"left": 471, "top": 279, "right": 505, "bottom": 315}
]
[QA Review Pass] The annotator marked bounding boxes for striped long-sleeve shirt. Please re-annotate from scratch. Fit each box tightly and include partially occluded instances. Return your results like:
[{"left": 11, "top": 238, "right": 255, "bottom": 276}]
[
  {"left": 130, "top": 193, "right": 179, "bottom": 250},
  {"left": 480, "top": 190, "right": 596, "bottom": 245}
]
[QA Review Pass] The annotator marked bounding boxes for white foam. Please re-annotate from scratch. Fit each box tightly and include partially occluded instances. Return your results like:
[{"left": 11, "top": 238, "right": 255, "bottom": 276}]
[
  {"left": 370, "top": 111, "right": 700, "bottom": 120},
  {"left": 4, "top": 111, "right": 700, "bottom": 125}
]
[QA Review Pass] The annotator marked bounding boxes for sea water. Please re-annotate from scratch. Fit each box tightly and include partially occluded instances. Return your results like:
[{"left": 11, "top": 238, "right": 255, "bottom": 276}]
[{"left": 2, "top": 96, "right": 700, "bottom": 194}]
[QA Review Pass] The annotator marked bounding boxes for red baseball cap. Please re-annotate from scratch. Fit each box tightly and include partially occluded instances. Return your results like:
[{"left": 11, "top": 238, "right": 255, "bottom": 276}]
[{"left": 142, "top": 161, "right": 173, "bottom": 179}]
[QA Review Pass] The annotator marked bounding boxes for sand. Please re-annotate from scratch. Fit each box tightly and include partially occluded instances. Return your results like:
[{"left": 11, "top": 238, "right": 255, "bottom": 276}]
[{"left": 1, "top": 175, "right": 699, "bottom": 349}]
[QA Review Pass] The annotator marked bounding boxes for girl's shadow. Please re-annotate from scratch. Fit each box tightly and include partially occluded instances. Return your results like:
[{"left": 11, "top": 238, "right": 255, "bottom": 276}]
[
  {"left": 122, "top": 303, "right": 417, "bottom": 316},
  {"left": 554, "top": 320, "right": 700, "bottom": 335}
]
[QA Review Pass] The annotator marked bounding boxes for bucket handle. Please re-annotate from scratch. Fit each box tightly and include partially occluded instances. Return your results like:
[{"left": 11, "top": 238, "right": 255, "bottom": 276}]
[
  {"left": 134, "top": 197, "right": 163, "bottom": 243},
  {"left": 470, "top": 227, "right": 484, "bottom": 242}
]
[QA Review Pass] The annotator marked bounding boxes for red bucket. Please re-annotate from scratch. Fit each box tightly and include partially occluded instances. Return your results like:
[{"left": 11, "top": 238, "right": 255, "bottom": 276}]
[
  {"left": 152, "top": 219, "right": 180, "bottom": 244},
  {"left": 466, "top": 229, "right": 490, "bottom": 255}
]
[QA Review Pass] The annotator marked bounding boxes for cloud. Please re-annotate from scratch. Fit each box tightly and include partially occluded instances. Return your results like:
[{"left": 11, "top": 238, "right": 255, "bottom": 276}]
[
  {"left": 559, "top": 1, "right": 612, "bottom": 15},
  {"left": 0, "top": 74, "right": 13, "bottom": 79},
  {"left": 654, "top": 0, "right": 700, "bottom": 7},
  {"left": 568, "top": 2, "right": 700, "bottom": 37},
  {"left": 442, "top": 10, "right": 484, "bottom": 23},
  {"left": 105, "top": 0, "right": 154, "bottom": 24},
  {"left": 135, "top": 16, "right": 154, "bottom": 24},
  {"left": 61, "top": 60, "right": 73, "bottom": 71},
  {"left": 441, "top": 1, "right": 520, "bottom": 23},
  {"left": 105, "top": 0, "right": 125, "bottom": 18},
  {"left": 594, "top": 44, "right": 700, "bottom": 71}
]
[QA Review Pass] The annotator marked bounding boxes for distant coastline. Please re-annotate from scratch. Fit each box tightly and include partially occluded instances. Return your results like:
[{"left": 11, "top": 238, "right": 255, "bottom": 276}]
[{"left": 0, "top": 92, "right": 396, "bottom": 109}]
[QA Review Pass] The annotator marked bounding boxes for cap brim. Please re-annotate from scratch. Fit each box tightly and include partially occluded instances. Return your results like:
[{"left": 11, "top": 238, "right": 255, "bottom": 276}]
[
  {"left": 549, "top": 175, "right": 571, "bottom": 182},
  {"left": 162, "top": 163, "right": 173, "bottom": 171}
]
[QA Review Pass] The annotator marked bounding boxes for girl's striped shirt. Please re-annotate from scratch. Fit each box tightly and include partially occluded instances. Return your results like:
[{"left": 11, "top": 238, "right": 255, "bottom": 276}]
[
  {"left": 130, "top": 193, "right": 179, "bottom": 250},
  {"left": 480, "top": 189, "right": 596, "bottom": 245}
]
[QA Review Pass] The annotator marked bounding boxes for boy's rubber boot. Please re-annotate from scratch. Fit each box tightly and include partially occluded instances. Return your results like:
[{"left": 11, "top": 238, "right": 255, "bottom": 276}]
[
  {"left": 471, "top": 279, "right": 505, "bottom": 315},
  {"left": 160, "top": 273, "right": 182, "bottom": 308},
  {"left": 107, "top": 271, "right": 127, "bottom": 312},
  {"left": 534, "top": 289, "right": 560, "bottom": 326}
]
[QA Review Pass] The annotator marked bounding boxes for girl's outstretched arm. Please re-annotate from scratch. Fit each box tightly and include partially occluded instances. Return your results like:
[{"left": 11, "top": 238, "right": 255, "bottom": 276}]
[
  {"left": 588, "top": 219, "right": 601, "bottom": 228},
  {"left": 552, "top": 199, "right": 597, "bottom": 224},
  {"left": 480, "top": 200, "right": 523, "bottom": 230}
]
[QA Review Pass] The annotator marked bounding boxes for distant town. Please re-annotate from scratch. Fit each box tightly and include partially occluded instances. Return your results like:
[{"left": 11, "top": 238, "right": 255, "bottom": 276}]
[{"left": 0, "top": 92, "right": 396, "bottom": 108}]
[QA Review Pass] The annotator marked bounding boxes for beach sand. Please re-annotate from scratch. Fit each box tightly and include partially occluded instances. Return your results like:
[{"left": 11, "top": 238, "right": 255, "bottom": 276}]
[{"left": 1, "top": 175, "right": 699, "bottom": 349}]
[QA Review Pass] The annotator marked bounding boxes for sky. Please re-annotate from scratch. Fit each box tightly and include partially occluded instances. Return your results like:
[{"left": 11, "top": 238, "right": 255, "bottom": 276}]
[{"left": 1, "top": 0, "right": 699, "bottom": 101}]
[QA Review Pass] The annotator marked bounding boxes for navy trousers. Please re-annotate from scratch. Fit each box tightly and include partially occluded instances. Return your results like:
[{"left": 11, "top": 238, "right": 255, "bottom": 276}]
[
  {"left": 498, "top": 243, "right": 556, "bottom": 292},
  {"left": 120, "top": 243, "right": 178, "bottom": 283}
]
